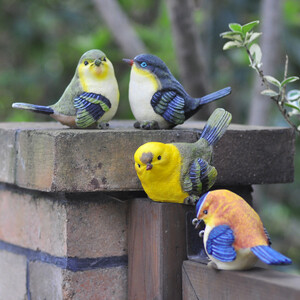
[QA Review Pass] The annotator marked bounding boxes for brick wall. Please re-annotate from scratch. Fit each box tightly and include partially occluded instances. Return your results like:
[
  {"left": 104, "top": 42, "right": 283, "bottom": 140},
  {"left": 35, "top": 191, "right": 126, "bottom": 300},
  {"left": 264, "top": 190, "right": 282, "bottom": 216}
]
[
  {"left": 0, "top": 121, "right": 295, "bottom": 299},
  {"left": 0, "top": 186, "right": 128, "bottom": 299}
]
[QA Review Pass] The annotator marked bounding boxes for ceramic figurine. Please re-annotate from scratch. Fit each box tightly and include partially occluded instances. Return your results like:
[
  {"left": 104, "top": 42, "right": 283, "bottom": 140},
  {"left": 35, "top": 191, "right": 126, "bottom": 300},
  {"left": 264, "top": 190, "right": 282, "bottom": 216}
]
[
  {"left": 134, "top": 108, "right": 232, "bottom": 204},
  {"left": 12, "top": 49, "right": 119, "bottom": 129},
  {"left": 193, "top": 189, "right": 292, "bottom": 270},
  {"left": 123, "top": 53, "right": 231, "bottom": 129}
]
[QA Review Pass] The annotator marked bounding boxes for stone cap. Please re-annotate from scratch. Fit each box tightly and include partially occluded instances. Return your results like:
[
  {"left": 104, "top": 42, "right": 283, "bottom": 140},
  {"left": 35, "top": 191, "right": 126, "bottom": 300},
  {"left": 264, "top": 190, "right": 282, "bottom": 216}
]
[{"left": 0, "top": 121, "right": 295, "bottom": 192}]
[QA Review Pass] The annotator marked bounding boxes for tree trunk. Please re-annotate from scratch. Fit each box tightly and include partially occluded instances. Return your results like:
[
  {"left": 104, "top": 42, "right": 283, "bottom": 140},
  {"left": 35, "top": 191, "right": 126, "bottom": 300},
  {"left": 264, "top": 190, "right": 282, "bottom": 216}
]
[
  {"left": 248, "top": 0, "right": 282, "bottom": 126},
  {"left": 92, "top": 0, "right": 146, "bottom": 58},
  {"left": 165, "top": 0, "right": 209, "bottom": 100}
]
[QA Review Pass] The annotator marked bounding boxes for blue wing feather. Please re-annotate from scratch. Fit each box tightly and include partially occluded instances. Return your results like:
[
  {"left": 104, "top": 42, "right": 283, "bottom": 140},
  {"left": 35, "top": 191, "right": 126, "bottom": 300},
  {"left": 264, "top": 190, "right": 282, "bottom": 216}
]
[
  {"left": 151, "top": 90, "right": 185, "bottom": 125},
  {"left": 74, "top": 92, "right": 111, "bottom": 128},
  {"left": 250, "top": 246, "right": 292, "bottom": 265},
  {"left": 206, "top": 225, "right": 236, "bottom": 262}
]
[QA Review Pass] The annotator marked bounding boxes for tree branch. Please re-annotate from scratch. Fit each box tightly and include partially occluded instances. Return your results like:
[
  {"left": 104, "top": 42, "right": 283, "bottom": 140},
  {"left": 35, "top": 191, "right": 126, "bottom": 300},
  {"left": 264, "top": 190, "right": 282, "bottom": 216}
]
[{"left": 92, "top": 0, "right": 146, "bottom": 57}]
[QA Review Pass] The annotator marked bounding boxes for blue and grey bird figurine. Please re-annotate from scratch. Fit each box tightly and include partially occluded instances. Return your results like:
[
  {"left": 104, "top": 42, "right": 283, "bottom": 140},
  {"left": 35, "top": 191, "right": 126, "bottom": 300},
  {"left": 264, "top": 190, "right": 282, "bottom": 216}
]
[
  {"left": 123, "top": 54, "right": 231, "bottom": 129},
  {"left": 12, "top": 49, "right": 119, "bottom": 129}
]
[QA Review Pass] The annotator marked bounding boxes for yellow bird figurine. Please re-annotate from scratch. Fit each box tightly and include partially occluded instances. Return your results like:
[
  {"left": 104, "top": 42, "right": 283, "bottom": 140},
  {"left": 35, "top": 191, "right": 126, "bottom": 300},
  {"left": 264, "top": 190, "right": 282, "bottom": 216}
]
[
  {"left": 134, "top": 108, "right": 232, "bottom": 204},
  {"left": 193, "top": 189, "right": 292, "bottom": 270},
  {"left": 12, "top": 49, "right": 119, "bottom": 129}
]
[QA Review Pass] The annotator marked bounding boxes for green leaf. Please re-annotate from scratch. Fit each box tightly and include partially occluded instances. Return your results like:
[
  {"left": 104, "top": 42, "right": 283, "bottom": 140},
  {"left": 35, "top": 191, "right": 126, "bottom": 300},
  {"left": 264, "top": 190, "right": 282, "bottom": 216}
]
[
  {"left": 285, "top": 102, "right": 300, "bottom": 111},
  {"left": 250, "top": 44, "right": 262, "bottom": 65},
  {"left": 241, "top": 20, "right": 260, "bottom": 35},
  {"left": 220, "top": 31, "right": 243, "bottom": 37},
  {"left": 246, "top": 32, "right": 262, "bottom": 45},
  {"left": 280, "top": 76, "right": 299, "bottom": 87},
  {"left": 264, "top": 75, "right": 281, "bottom": 87},
  {"left": 261, "top": 89, "right": 279, "bottom": 97},
  {"left": 223, "top": 41, "right": 242, "bottom": 50},
  {"left": 220, "top": 32, "right": 243, "bottom": 41},
  {"left": 229, "top": 23, "right": 243, "bottom": 33},
  {"left": 287, "top": 89, "right": 300, "bottom": 101}
]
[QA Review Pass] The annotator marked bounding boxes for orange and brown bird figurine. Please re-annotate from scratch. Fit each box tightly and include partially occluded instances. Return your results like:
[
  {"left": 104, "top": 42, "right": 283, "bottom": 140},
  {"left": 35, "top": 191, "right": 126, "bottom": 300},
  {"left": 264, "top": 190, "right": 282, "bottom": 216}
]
[{"left": 193, "top": 189, "right": 292, "bottom": 270}]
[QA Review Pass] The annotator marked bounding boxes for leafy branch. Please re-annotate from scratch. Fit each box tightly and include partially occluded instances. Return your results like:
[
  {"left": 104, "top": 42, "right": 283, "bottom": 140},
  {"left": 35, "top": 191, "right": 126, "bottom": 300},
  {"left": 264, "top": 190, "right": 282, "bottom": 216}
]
[{"left": 220, "top": 20, "right": 300, "bottom": 133}]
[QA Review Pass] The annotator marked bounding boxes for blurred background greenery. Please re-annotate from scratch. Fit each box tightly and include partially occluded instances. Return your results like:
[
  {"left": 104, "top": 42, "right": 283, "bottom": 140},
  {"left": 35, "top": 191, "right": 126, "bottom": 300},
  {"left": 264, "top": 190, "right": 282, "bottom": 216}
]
[{"left": 1, "top": 0, "right": 299, "bottom": 273}]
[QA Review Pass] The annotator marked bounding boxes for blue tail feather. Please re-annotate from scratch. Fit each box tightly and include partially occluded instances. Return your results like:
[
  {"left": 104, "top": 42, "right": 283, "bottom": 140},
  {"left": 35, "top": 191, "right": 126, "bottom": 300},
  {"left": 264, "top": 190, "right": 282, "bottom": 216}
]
[
  {"left": 199, "top": 87, "right": 231, "bottom": 105},
  {"left": 200, "top": 108, "right": 232, "bottom": 146},
  {"left": 251, "top": 245, "right": 292, "bottom": 265},
  {"left": 12, "top": 102, "right": 54, "bottom": 115}
]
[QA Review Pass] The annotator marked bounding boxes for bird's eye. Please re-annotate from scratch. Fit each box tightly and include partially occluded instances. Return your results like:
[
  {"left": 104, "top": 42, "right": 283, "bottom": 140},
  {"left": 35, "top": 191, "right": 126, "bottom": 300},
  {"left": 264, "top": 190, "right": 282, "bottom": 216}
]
[
  {"left": 84, "top": 61, "right": 89, "bottom": 66},
  {"left": 102, "top": 57, "right": 107, "bottom": 62},
  {"left": 157, "top": 155, "right": 161, "bottom": 160},
  {"left": 203, "top": 210, "right": 208, "bottom": 214},
  {"left": 140, "top": 62, "right": 147, "bottom": 68},
  {"left": 137, "top": 164, "right": 141, "bottom": 168}
]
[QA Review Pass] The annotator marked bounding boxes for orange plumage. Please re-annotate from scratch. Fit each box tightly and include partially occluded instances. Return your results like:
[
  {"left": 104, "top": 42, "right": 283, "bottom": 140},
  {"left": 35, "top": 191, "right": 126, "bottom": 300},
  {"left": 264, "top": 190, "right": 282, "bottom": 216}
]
[
  {"left": 199, "top": 190, "right": 268, "bottom": 249},
  {"left": 195, "top": 189, "right": 291, "bottom": 270}
]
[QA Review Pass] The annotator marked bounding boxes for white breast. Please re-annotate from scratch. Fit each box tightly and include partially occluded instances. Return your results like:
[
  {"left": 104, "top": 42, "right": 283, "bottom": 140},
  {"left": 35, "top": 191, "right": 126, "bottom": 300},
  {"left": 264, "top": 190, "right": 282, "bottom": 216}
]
[
  {"left": 80, "top": 62, "right": 120, "bottom": 123},
  {"left": 204, "top": 225, "right": 258, "bottom": 270},
  {"left": 95, "top": 77, "right": 119, "bottom": 122},
  {"left": 128, "top": 66, "right": 169, "bottom": 128}
]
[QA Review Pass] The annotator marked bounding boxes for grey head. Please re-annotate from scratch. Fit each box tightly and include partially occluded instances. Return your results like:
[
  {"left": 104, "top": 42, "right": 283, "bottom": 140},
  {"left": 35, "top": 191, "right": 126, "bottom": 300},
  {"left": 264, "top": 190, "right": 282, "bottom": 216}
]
[
  {"left": 133, "top": 54, "right": 171, "bottom": 76},
  {"left": 133, "top": 54, "right": 185, "bottom": 90},
  {"left": 78, "top": 49, "right": 107, "bottom": 67}
]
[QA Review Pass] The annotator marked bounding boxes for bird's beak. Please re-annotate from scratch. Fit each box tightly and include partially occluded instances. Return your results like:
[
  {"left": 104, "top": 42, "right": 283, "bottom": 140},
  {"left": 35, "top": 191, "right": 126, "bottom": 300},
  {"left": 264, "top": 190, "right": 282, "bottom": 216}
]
[
  {"left": 94, "top": 59, "right": 102, "bottom": 67},
  {"left": 122, "top": 58, "right": 134, "bottom": 66},
  {"left": 146, "top": 163, "right": 153, "bottom": 170}
]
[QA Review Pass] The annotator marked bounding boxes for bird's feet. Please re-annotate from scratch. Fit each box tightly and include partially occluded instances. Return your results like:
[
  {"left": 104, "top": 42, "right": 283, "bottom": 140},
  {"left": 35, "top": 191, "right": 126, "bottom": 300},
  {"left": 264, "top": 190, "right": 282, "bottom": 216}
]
[
  {"left": 98, "top": 122, "right": 110, "bottom": 129},
  {"left": 207, "top": 261, "right": 219, "bottom": 270},
  {"left": 134, "top": 120, "right": 159, "bottom": 130},
  {"left": 184, "top": 195, "right": 198, "bottom": 205},
  {"left": 199, "top": 230, "right": 205, "bottom": 238}
]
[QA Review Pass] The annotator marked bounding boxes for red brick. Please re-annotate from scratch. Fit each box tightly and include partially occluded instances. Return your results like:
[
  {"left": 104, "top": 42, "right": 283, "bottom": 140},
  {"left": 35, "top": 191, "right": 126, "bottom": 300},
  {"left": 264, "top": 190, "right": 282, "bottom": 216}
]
[
  {"left": 63, "top": 266, "right": 128, "bottom": 300},
  {"left": 66, "top": 196, "right": 128, "bottom": 258},
  {"left": 0, "top": 189, "right": 67, "bottom": 257}
]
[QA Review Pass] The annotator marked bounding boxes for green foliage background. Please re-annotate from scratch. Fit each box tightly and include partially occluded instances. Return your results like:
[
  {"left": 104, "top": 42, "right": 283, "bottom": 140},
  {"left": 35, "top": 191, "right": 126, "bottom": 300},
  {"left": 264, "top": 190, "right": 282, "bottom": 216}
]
[{"left": 1, "top": 0, "right": 300, "bottom": 273}]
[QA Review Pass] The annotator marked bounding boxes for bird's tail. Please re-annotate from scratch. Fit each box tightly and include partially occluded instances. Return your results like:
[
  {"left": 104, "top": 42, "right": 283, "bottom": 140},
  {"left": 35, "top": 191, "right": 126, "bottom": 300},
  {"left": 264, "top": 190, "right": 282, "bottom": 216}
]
[
  {"left": 251, "top": 245, "right": 292, "bottom": 265},
  {"left": 199, "top": 108, "right": 232, "bottom": 146},
  {"left": 198, "top": 87, "right": 231, "bottom": 105},
  {"left": 12, "top": 103, "right": 54, "bottom": 115}
]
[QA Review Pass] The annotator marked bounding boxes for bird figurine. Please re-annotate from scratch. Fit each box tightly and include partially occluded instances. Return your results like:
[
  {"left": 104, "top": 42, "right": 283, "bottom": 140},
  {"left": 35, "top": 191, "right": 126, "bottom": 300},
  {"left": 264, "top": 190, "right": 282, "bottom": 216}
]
[
  {"left": 134, "top": 108, "right": 232, "bottom": 204},
  {"left": 12, "top": 49, "right": 119, "bottom": 129},
  {"left": 123, "top": 53, "right": 231, "bottom": 129},
  {"left": 193, "top": 189, "right": 292, "bottom": 270}
]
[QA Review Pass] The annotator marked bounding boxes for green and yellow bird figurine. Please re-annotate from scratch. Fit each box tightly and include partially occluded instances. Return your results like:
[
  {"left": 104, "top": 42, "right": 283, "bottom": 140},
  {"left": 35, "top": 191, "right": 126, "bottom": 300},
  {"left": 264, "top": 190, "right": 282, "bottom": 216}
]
[
  {"left": 12, "top": 49, "right": 119, "bottom": 129},
  {"left": 123, "top": 54, "right": 231, "bottom": 129},
  {"left": 134, "top": 108, "right": 232, "bottom": 204}
]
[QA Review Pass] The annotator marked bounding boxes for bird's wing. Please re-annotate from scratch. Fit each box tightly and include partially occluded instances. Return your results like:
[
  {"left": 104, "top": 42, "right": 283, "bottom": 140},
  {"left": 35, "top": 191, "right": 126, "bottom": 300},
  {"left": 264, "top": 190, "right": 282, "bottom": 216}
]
[
  {"left": 183, "top": 158, "right": 217, "bottom": 195},
  {"left": 206, "top": 225, "right": 237, "bottom": 262},
  {"left": 74, "top": 92, "right": 111, "bottom": 128},
  {"left": 151, "top": 90, "right": 185, "bottom": 125}
]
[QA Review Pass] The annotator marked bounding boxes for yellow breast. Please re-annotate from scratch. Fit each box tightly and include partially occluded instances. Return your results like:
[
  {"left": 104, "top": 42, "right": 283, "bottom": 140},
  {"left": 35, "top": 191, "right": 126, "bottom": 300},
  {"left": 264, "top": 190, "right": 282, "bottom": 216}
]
[{"left": 78, "top": 58, "right": 119, "bottom": 122}]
